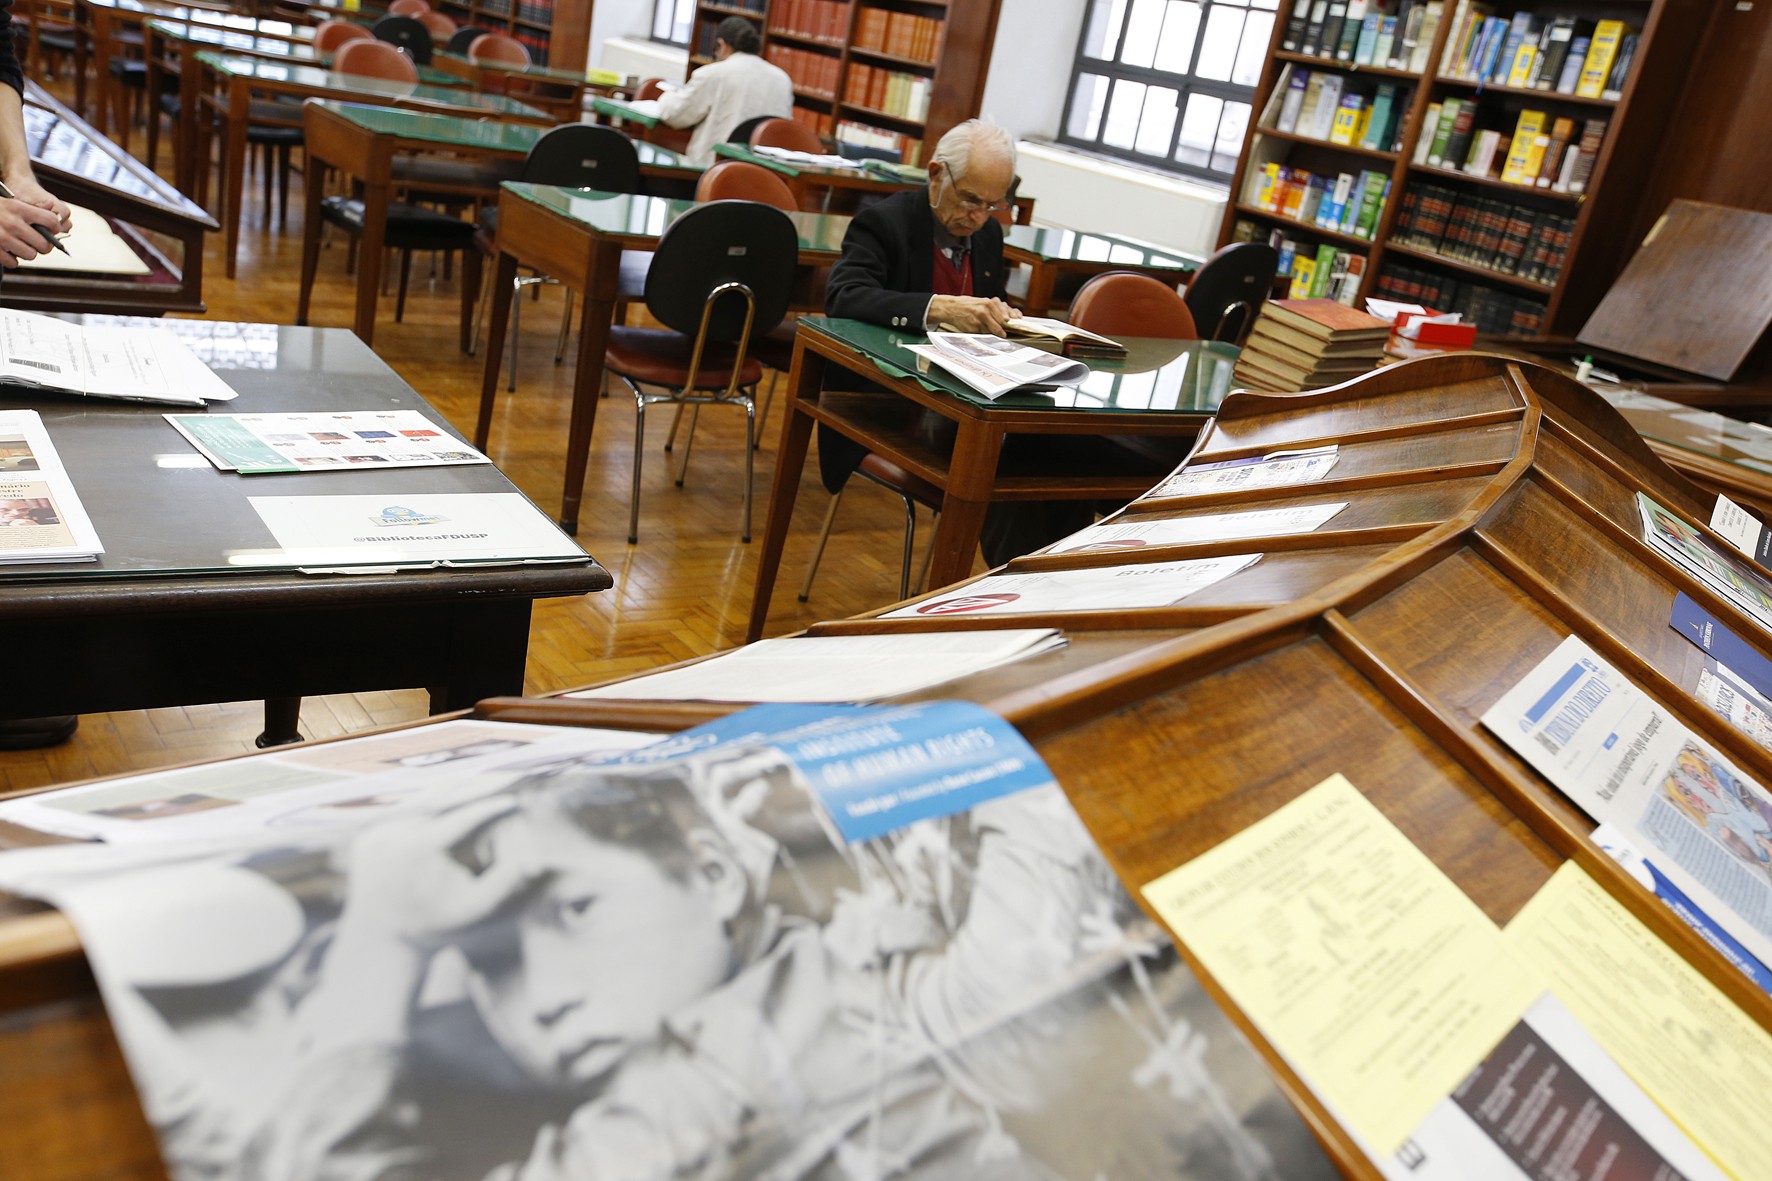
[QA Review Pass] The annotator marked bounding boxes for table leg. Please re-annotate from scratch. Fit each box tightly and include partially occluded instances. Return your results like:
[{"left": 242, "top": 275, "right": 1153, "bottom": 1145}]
[
  {"left": 923, "top": 419, "right": 1004, "bottom": 588},
  {"left": 257, "top": 697, "right": 302, "bottom": 747},
  {"left": 474, "top": 249, "right": 519, "bottom": 451},
  {"left": 175, "top": 48, "right": 199, "bottom": 194},
  {"left": 745, "top": 337, "right": 822, "bottom": 642},
  {"left": 352, "top": 176, "right": 390, "bottom": 346},
  {"left": 144, "top": 44, "right": 163, "bottom": 171},
  {"left": 426, "top": 601, "right": 532, "bottom": 711},
  {"left": 1023, "top": 262, "right": 1057, "bottom": 318},
  {"left": 89, "top": 11, "right": 111, "bottom": 134},
  {"left": 223, "top": 77, "right": 248, "bottom": 280},
  {"left": 558, "top": 240, "right": 621, "bottom": 535},
  {"left": 296, "top": 154, "right": 326, "bottom": 326}
]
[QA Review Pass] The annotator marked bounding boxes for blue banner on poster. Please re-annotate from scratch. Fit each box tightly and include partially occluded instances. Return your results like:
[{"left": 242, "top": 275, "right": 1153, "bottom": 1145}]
[{"left": 599, "top": 701, "right": 1052, "bottom": 843}]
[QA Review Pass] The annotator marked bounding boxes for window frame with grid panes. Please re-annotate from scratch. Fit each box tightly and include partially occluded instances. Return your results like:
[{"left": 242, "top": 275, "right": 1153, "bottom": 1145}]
[
  {"left": 1059, "top": 0, "right": 1276, "bottom": 184},
  {"left": 651, "top": 0, "right": 694, "bottom": 47}
]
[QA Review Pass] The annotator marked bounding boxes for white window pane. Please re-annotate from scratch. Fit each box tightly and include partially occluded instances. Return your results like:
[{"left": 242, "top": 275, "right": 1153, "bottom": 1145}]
[
  {"left": 1251, "top": 0, "right": 1280, "bottom": 9},
  {"left": 1067, "top": 73, "right": 1110, "bottom": 140},
  {"left": 1103, "top": 79, "right": 1147, "bottom": 149},
  {"left": 1120, "top": 0, "right": 1167, "bottom": 67},
  {"left": 1134, "top": 86, "right": 1179, "bottom": 156},
  {"left": 1154, "top": 1, "right": 1201, "bottom": 72},
  {"left": 1212, "top": 101, "right": 1250, "bottom": 172},
  {"left": 1175, "top": 92, "right": 1223, "bottom": 167},
  {"left": 1081, "top": 0, "right": 1128, "bottom": 59},
  {"left": 1194, "top": 4, "right": 1246, "bottom": 81},
  {"left": 1233, "top": 12, "right": 1274, "bottom": 84}
]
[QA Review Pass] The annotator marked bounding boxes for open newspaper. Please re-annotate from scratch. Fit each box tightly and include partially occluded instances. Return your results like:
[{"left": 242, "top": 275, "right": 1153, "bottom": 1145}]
[
  {"left": 905, "top": 330, "right": 1091, "bottom": 399},
  {"left": 0, "top": 309, "right": 238, "bottom": 406},
  {"left": 0, "top": 408, "right": 103, "bottom": 562}
]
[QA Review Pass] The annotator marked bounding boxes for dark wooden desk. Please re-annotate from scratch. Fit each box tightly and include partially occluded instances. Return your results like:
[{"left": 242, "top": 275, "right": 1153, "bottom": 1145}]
[
  {"left": 474, "top": 183, "right": 849, "bottom": 535},
  {"left": 0, "top": 319, "right": 610, "bottom": 742},
  {"left": 745, "top": 318, "right": 1240, "bottom": 640}
]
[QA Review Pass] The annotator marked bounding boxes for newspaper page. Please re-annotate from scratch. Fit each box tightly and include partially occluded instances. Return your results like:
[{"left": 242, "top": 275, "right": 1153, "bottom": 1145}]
[
  {"left": 165, "top": 410, "right": 492, "bottom": 475},
  {"left": 1480, "top": 633, "right": 1772, "bottom": 969},
  {"left": 0, "top": 309, "right": 238, "bottom": 406},
  {"left": 905, "top": 331, "right": 1091, "bottom": 399},
  {"left": 1141, "top": 446, "right": 1340, "bottom": 500},
  {"left": 884, "top": 554, "right": 1259, "bottom": 618},
  {"left": 0, "top": 408, "right": 102, "bottom": 562},
  {"left": 1637, "top": 492, "right": 1772, "bottom": 633},
  {"left": 1047, "top": 504, "right": 1346, "bottom": 553},
  {"left": 0, "top": 701, "right": 1336, "bottom": 1181}
]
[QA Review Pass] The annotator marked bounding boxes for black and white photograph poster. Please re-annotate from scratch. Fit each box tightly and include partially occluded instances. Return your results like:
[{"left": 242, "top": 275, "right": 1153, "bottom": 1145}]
[{"left": 0, "top": 701, "right": 1336, "bottom": 1180}]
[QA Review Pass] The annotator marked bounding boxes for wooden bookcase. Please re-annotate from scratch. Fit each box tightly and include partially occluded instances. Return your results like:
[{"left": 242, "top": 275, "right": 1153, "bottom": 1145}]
[
  {"left": 1218, "top": 0, "right": 1711, "bottom": 338},
  {"left": 685, "top": 0, "right": 1002, "bottom": 165},
  {"left": 432, "top": 0, "right": 591, "bottom": 69}
]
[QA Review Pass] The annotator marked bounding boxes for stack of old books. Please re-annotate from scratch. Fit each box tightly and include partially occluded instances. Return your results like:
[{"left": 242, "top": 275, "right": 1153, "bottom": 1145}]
[{"left": 1233, "top": 299, "right": 1392, "bottom": 390}]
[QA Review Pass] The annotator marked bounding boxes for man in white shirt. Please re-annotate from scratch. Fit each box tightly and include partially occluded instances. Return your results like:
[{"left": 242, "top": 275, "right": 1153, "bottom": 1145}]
[{"left": 657, "top": 16, "right": 794, "bottom": 167}]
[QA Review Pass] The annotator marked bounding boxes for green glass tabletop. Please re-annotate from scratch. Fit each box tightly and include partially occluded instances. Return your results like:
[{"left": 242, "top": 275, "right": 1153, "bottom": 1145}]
[
  {"left": 435, "top": 50, "right": 590, "bottom": 85},
  {"left": 86, "top": 0, "right": 237, "bottom": 15},
  {"left": 803, "top": 317, "right": 1241, "bottom": 413},
  {"left": 1002, "top": 223, "right": 1203, "bottom": 270},
  {"left": 316, "top": 105, "right": 703, "bottom": 172},
  {"left": 501, "top": 183, "right": 849, "bottom": 251},
  {"left": 199, "top": 54, "right": 537, "bottom": 116},
  {"left": 590, "top": 95, "right": 659, "bottom": 127},
  {"left": 1598, "top": 386, "right": 1772, "bottom": 475}
]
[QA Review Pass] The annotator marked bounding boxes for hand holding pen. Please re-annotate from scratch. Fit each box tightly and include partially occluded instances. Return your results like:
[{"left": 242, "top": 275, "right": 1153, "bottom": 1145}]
[{"left": 0, "top": 179, "right": 70, "bottom": 264}]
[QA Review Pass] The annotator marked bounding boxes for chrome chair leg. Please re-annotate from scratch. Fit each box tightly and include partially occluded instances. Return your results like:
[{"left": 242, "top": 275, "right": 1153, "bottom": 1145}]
[
  {"left": 629, "top": 396, "right": 647, "bottom": 544},
  {"left": 673, "top": 406, "right": 700, "bottom": 487},
  {"left": 507, "top": 276, "right": 522, "bottom": 392},
  {"left": 663, "top": 404, "right": 685, "bottom": 452},
  {"left": 915, "top": 511, "right": 940, "bottom": 593},
  {"left": 742, "top": 398, "right": 755, "bottom": 543},
  {"left": 797, "top": 485, "right": 847, "bottom": 602},
  {"left": 897, "top": 495, "right": 918, "bottom": 600}
]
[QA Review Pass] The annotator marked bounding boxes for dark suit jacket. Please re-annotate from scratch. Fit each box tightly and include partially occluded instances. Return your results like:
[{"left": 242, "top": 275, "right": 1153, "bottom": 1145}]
[{"left": 824, "top": 189, "right": 1005, "bottom": 330}]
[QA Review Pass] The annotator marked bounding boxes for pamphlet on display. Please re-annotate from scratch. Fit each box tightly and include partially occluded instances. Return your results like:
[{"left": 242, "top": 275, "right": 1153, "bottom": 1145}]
[
  {"left": 0, "top": 408, "right": 102, "bottom": 563},
  {"left": 1637, "top": 492, "right": 1772, "bottom": 633},
  {"left": 242, "top": 493, "right": 588, "bottom": 569},
  {"left": 166, "top": 411, "right": 492, "bottom": 475},
  {"left": 1047, "top": 503, "right": 1345, "bottom": 554},
  {"left": 0, "top": 309, "right": 238, "bottom": 406},
  {"left": 885, "top": 554, "right": 1259, "bottom": 618},
  {"left": 905, "top": 331, "right": 1091, "bottom": 399},
  {"left": 1141, "top": 445, "right": 1340, "bottom": 500}
]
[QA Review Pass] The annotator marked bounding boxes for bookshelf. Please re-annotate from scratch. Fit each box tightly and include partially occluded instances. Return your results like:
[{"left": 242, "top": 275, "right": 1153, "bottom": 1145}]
[
  {"left": 1218, "top": 0, "right": 1712, "bottom": 339},
  {"left": 685, "top": 0, "right": 1002, "bottom": 165},
  {"left": 431, "top": 0, "right": 592, "bottom": 68}
]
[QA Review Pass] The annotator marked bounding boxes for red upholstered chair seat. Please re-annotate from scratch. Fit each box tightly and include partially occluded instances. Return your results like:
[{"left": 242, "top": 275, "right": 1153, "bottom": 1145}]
[{"left": 604, "top": 325, "right": 765, "bottom": 389}]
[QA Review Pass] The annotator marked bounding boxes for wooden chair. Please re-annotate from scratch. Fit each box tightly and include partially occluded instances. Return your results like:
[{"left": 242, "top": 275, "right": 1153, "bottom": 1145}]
[
  {"left": 387, "top": 0, "right": 430, "bottom": 14},
  {"left": 417, "top": 10, "right": 457, "bottom": 43},
  {"left": 466, "top": 30, "right": 529, "bottom": 65},
  {"left": 1181, "top": 241, "right": 1279, "bottom": 345},
  {"left": 634, "top": 76, "right": 692, "bottom": 155},
  {"left": 603, "top": 201, "right": 799, "bottom": 543},
  {"left": 1070, "top": 271, "right": 1198, "bottom": 339},
  {"left": 313, "top": 19, "right": 373, "bottom": 52},
  {"left": 694, "top": 159, "right": 796, "bottom": 208},
  {"left": 749, "top": 116, "right": 825, "bottom": 154},
  {"left": 332, "top": 38, "right": 419, "bottom": 82}
]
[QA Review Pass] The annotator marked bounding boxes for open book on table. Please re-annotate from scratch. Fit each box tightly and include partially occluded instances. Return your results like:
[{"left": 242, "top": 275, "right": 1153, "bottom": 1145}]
[
  {"left": 0, "top": 309, "right": 238, "bottom": 406},
  {"left": 1005, "top": 316, "right": 1128, "bottom": 357},
  {"left": 904, "top": 331, "right": 1091, "bottom": 400}
]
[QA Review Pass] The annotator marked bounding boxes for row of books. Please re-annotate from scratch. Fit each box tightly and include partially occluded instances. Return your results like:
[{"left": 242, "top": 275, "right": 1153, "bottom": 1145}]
[
  {"left": 1373, "top": 263, "right": 1546, "bottom": 335},
  {"left": 1270, "top": 69, "right": 1407, "bottom": 153},
  {"left": 843, "top": 63, "right": 931, "bottom": 121},
  {"left": 768, "top": 0, "right": 847, "bottom": 43},
  {"left": 763, "top": 44, "right": 839, "bottom": 99},
  {"left": 1248, "top": 164, "right": 1391, "bottom": 242},
  {"left": 834, "top": 119, "right": 919, "bottom": 165},
  {"left": 1394, "top": 184, "right": 1575, "bottom": 284},
  {"left": 511, "top": 0, "right": 551, "bottom": 23},
  {"left": 852, "top": 6, "right": 941, "bottom": 64},
  {"left": 1440, "top": 6, "right": 1636, "bottom": 99},
  {"left": 1418, "top": 101, "right": 1605, "bottom": 193},
  {"left": 510, "top": 29, "right": 549, "bottom": 63},
  {"left": 1280, "top": 0, "right": 1445, "bottom": 74},
  {"left": 1285, "top": 242, "right": 1368, "bottom": 305},
  {"left": 791, "top": 106, "right": 834, "bottom": 136}
]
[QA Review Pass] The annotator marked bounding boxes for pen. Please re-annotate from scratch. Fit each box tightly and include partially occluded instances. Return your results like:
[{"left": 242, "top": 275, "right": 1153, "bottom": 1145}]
[{"left": 0, "top": 180, "right": 70, "bottom": 256}]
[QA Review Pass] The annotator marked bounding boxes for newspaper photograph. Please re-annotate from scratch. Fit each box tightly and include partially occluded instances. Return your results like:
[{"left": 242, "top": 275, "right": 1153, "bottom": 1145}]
[
  {"left": 1481, "top": 633, "right": 1772, "bottom": 969},
  {"left": 0, "top": 702, "right": 1335, "bottom": 1181},
  {"left": 906, "top": 331, "right": 1091, "bottom": 399},
  {"left": 0, "top": 408, "right": 102, "bottom": 561},
  {"left": 1637, "top": 492, "right": 1772, "bottom": 633}
]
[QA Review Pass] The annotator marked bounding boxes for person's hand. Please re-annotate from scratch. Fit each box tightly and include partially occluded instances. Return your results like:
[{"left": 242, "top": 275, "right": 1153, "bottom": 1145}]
[
  {"left": 0, "top": 196, "right": 63, "bottom": 268},
  {"left": 3, "top": 172, "right": 72, "bottom": 233},
  {"left": 929, "top": 294, "right": 1020, "bottom": 336}
]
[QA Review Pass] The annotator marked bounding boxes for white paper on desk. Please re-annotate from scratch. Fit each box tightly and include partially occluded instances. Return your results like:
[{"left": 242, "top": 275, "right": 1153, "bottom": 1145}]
[
  {"left": 11, "top": 204, "right": 150, "bottom": 275},
  {"left": 0, "top": 408, "right": 103, "bottom": 562},
  {"left": 570, "top": 629, "right": 1066, "bottom": 703},
  {"left": 619, "top": 97, "right": 662, "bottom": 116},
  {"left": 884, "top": 555, "right": 1258, "bottom": 618},
  {"left": 1048, "top": 504, "right": 1345, "bottom": 554},
  {"left": 0, "top": 721, "right": 663, "bottom": 844},
  {"left": 241, "top": 493, "right": 587, "bottom": 566},
  {"left": 0, "top": 309, "right": 238, "bottom": 405},
  {"left": 751, "top": 145, "right": 859, "bottom": 169},
  {"left": 1480, "top": 633, "right": 1772, "bottom": 971}
]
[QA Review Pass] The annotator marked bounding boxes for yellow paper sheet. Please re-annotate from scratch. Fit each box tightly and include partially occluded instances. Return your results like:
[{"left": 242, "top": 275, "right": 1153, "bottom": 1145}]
[
  {"left": 13, "top": 204, "right": 150, "bottom": 276},
  {"left": 1507, "top": 862, "right": 1772, "bottom": 1181},
  {"left": 1141, "top": 773, "right": 1538, "bottom": 1155}
]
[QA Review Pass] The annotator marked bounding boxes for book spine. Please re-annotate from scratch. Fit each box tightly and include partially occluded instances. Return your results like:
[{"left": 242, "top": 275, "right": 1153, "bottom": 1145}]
[
  {"left": 1576, "top": 19, "right": 1624, "bottom": 98},
  {"left": 1282, "top": 0, "right": 1315, "bottom": 51},
  {"left": 1441, "top": 101, "right": 1477, "bottom": 170},
  {"left": 1426, "top": 97, "right": 1460, "bottom": 166},
  {"left": 1499, "top": 109, "right": 1546, "bottom": 184},
  {"left": 1671, "top": 592, "right": 1772, "bottom": 702},
  {"left": 1410, "top": 0, "right": 1443, "bottom": 72}
]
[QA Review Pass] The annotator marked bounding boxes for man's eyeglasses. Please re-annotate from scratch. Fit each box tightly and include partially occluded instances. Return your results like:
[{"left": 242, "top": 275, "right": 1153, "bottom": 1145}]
[{"left": 940, "top": 171, "right": 1014, "bottom": 214}]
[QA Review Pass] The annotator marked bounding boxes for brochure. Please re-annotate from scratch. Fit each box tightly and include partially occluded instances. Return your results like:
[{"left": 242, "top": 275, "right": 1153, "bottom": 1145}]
[
  {"left": 0, "top": 309, "right": 238, "bottom": 406},
  {"left": 166, "top": 410, "right": 491, "bottom": 475},
  {"left": 885, "top": 554, "right": 1259, "bottom": 617},
  {"left": 242, "top": 493, "right": 588, "bottom": 568},
  {"left": 0, "top": 408, "right": 103, "bottom": 563},
  {"left": 904, "top": 330, "right": 1091, "bottom": 399},
  {"left": 1142, "top": 445, "right": 1340, "bottom": 499},
  {"left": 1048, "top": 504, "right": 1346, "bottom": 553},
  {"left": 1637, "top": 492, "right": 1772, "bottom": 633}
]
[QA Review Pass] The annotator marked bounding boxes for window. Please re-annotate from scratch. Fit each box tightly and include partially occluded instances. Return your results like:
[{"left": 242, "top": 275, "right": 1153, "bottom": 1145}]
[
  {"left": 651, "top": 0, "right": 695, "bottom": 46},
  {"left": 1059, "top": 0, "right": 1276, "bottom": 184}
]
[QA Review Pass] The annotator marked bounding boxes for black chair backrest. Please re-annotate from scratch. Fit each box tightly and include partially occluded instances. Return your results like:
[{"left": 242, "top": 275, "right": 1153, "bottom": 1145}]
[
  {"left": 644, "top": 201, "right": 799, "bottom": 342},
  {"left": 1183, "top": 241, "right": 1280, "bottom": 344},
  {"left": 372, "top": 15, "right": 432, "bottom": 65},
  {"left": 520, "top": 124, "right": 643, "bottom": 193},
  {"left": 727, "top": 114, "right": 773, "bottom": 145},
  {"left": 443, "top": 24, "right": 489, "bottom": 54}
]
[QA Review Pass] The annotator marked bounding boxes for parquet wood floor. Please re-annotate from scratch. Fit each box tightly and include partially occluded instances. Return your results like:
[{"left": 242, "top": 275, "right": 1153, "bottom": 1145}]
[{"left": 0, "top": 98, "right": 981, "bottom": 795}]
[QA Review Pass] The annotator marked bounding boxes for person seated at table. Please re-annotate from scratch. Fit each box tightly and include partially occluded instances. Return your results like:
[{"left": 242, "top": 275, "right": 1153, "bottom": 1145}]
[
  {"left": 655, "top": 17, "right": 793, "bottom": 167},
  {"left": 823, "top": 120, "right": 1132, "bottom": 565}
]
